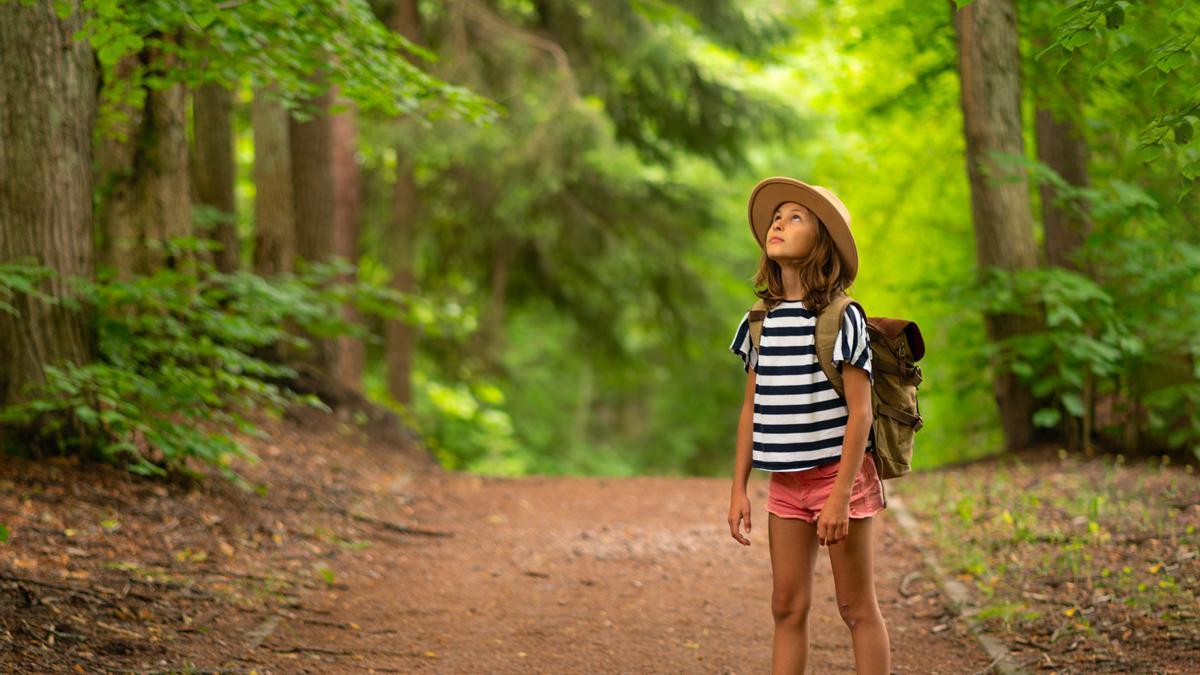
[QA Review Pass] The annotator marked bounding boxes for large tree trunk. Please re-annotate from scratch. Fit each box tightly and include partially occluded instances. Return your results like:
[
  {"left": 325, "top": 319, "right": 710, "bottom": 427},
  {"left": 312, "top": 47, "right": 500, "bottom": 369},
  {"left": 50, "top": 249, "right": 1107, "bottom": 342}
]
[
  {"left": 96, "top": 39, "right": 193, "bottom": 280},
  {"left": 251, "top": 86, "right": 296, "bottom": 276},
  {"left": 385, "top": 0, "right": 423, "bottom": 407},
  {"left": 288, "top": 71, "right": 340, "bottom": 397},
  {"left": 0, "top": 0, "right": 98, "bottom": 448},
  {"left": 193, "top": 81, "right": 240, "bottom": 272},
  {"left": 330, "top": 84, "right": 364, "bottom": 394},
  {"left": 952, "top": 0, "right": 1042, "bottom": 453}
]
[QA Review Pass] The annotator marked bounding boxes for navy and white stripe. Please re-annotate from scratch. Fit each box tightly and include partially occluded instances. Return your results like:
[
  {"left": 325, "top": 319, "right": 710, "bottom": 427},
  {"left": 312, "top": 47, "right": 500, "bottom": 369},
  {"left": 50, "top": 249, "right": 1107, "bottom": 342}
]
[{"left": 729, "top": 300, "right": 874, "bottom": 472}]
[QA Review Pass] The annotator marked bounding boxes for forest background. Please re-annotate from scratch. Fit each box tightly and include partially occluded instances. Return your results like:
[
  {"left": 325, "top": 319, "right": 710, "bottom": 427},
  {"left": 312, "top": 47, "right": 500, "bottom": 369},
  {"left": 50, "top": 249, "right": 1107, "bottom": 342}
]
[{"left": 1, "top": 0, "right": 1198, "bottom": 482}]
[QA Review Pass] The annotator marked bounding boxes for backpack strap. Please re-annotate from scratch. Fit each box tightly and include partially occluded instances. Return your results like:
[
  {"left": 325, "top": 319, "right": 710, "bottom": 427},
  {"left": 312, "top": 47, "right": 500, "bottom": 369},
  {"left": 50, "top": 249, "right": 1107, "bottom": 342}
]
[
  {"left": 747, "top": 299, "right": 768, "bottom": 355},
  {"left": 814, "top": 293, "right": 861, "bottom": 400}
]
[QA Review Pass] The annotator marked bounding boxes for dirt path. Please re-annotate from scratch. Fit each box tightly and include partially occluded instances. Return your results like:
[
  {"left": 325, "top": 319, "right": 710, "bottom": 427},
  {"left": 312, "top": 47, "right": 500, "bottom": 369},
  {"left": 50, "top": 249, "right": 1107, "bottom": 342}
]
[
  {"left": 284, "top": 469, "right": 993, "bottom": 672},
  {"left": 1, "top": 412, "right": 994, "bottom": 673}
]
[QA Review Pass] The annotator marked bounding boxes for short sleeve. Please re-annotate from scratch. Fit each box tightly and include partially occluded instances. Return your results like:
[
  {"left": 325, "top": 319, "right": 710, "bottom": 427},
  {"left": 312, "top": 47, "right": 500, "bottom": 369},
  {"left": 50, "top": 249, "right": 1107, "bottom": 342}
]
[
  {"left": 729, "top": 312, "right": 758, "bottom": 373},
  {"left": 832, "top": 303, "right": 873, "bottom": 384}
]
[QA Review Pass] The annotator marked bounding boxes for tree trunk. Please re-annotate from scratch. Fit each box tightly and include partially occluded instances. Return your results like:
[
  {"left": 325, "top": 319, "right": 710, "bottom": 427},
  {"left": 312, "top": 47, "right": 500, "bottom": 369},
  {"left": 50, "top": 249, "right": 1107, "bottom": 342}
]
[
  {"left": 289, "top": 71, "right": 339, "bottom": 395},
  {"left": 331, "top": 84, "right": 364, "bottom": 394},
  {"left": 0, "top": 0, "right": 98, "bottom": 448},
  {"left": 385, "top": 0, "right": 423, "bottom": 407},
  {"left": 473, "top": 239, "right": 515, "bottom": 372},
  {"left": 952, "top": 0, "right": 1042, "bottom": 453},
  {"left": 96, "top": 38, "right": 193, "bottom": 280},
  {"left": 193, "top": 81, "right": 240, "bottom": 272},
  {"left": 1031, "top": 33, "right": 1094, "bottom": 276},
  {"left": 251, "top": 86, "right": 295, "bottom": 277}
]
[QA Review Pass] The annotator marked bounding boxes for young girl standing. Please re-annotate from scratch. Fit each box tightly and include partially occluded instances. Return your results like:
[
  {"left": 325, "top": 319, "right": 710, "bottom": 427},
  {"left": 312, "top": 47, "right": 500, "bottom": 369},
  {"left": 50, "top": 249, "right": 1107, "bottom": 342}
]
[{"left": 726, "top": 177, "right": 891, "bottom": 674}]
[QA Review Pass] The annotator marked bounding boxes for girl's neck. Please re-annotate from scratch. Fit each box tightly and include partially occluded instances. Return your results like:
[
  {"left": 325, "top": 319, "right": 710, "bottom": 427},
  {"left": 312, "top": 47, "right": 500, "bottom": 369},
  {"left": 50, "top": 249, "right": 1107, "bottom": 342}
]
[{"left": 778, "top": 266, "right": 807, "bottom": 301}]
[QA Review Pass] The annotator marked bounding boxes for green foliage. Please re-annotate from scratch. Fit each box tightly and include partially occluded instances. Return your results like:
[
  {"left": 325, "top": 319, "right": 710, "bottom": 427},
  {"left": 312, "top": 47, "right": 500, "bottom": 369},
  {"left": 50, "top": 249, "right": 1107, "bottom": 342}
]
[
  {"left": 45, "top": 0, "right": 498, "bottom": 142},
  {"left": 0, "top": 250, "right": 408, "bottom": 482},
  {"left": 1030, "top": 0, "right": 1199, "bottom": 187},
  {"left": 945, "top": 230, "right": 1200, "bottom": 456},
  {"left": 0, "top": 258, "right": 58, "bottom": 315}
]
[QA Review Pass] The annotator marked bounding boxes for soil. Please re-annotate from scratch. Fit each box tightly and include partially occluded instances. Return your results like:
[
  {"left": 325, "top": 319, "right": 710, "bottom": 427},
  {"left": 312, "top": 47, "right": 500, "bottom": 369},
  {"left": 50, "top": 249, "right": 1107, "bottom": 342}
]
[{"left": 1, "top": 407, "right": 993, "bottom": 673}]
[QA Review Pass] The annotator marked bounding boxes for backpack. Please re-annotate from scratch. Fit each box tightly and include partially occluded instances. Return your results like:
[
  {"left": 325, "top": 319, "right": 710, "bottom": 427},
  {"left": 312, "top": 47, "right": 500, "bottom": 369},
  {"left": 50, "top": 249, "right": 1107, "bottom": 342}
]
[{"left": 746, "top": 292, "right": 925, "bottom": 480}]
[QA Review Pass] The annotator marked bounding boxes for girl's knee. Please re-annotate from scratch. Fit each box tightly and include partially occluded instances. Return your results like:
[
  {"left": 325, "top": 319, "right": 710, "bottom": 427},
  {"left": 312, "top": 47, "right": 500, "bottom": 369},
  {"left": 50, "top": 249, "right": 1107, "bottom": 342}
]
[
  {"left": 836, "top": 597, "right": 879, "bottom": 628},
  {"left": 771, "top": 587, "right": 813, "bottom": 624}
]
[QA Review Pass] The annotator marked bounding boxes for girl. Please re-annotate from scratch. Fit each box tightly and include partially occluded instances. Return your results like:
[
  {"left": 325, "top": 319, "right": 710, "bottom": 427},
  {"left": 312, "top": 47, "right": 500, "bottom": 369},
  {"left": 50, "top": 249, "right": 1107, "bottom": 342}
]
[{"left": 726, "top": 177, "right": 891, "bottom": 674}]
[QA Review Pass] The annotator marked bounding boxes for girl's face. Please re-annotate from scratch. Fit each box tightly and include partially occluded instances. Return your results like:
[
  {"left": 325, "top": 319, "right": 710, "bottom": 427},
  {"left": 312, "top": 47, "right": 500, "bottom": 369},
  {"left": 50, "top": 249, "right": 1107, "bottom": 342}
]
[{"left": 765, "top": 201, "right": 820, "bottom": 262}]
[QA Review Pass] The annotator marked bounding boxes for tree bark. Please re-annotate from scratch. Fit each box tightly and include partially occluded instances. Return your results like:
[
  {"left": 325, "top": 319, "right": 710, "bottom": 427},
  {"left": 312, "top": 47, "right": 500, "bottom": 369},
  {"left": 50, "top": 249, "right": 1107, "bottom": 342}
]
[
  {"left": 193, "top": 81, "right": 240, "bottom": 272},
  {"left": 251, "top": 86, "right": 295, "bottom": 276},
  {"left": 0, "top": 0, "right": 98, "bottom": 447},
  {"left": 1031, "top": 30, "right": 1094, "bottom": 276},
  {"left": 952, "top": 0, "right": 1042, "bottom": 453},
  {"left": 289, "top": 70, "right": 339, "bottom": 394},
  {"left": 96, "top": 38, "right": 193, "bottom": 280},
  {"left": 385, "top": 0, "right": 423, "bottom": 407},
  {"left": 331, "top": 84, "right": 364, "bottom": 393}
]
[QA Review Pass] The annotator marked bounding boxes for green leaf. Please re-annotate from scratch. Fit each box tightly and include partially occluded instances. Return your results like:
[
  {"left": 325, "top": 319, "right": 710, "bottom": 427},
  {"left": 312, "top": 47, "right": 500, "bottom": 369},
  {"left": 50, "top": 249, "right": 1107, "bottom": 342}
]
[
  {"left": 1062, "top": 393, "right": 1085, "bottom": 417},
  {"left": 1173, "top": 120, "right": 1193, "bottom": 145},
  {"left": 194, "top": 10, "right": 217, "bottom": 28},
  {"left": 1033, "top": 407, "right": 1061, "bottom": 428},
  {"left": 1104, "top": 6, "right": 1124, "bottom": 30},
  {"left": 0, "top": 524, "right": 9, "bottom": 544},
  {"left": 1062, "top": 29, "right": 1095, "bottom": 51},
  {"left": 1158, "top": 50, "right": 1192, "bottom": 73},
  {"left": 97, "top": 40, "right": 128, "bottom": 66},
  {"left": 317, "top": 566, "right": 336, "bottom": 585},
  {"left": 52, "top": 0, "right": 75, "bottom": 20},
  {"left": 1182, "top": 159, "right": 1200, "bottom": 181},
  {"left": 1135, "top": 143, "right": 1164, "bottom": 164}
]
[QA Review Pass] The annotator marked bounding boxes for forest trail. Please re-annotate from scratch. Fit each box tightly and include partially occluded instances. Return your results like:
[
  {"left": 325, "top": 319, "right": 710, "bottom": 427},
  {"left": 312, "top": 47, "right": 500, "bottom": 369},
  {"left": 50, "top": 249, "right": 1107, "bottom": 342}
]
[
  {"left": 1, "top": 409, "right": 992, "bottom": 673},
  {"left": 311, "top": 469, "right": 995, "bottom": 674}
]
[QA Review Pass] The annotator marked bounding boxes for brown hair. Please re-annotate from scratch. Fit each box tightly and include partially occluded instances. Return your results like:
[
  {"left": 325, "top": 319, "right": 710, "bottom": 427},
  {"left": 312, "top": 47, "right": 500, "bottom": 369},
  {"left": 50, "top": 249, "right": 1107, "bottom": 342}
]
[{"left": 752, "top": 216, "right": 853, "bottom": 314}]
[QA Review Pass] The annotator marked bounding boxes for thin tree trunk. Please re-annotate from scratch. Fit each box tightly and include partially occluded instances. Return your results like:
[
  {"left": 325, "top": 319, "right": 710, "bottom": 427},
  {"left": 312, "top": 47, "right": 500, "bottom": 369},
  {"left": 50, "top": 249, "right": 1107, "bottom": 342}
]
[
  {"left": 474, "top": 238, "right": 515, "bottom": 372},
  {"left": 331, "top": 84, "right": 364, "bottom": 393},
  {"left": 251, "top": 86, "right": 295, "bottom": 277},
  {"left": 385, "top": 0, "right": 423, "bottom": 407},
  {"left": 1035, "top": 102, "right": 1094, "bottom": 272},
  {"left": 193, "top": 81, "right": 240, "bottom": 272},
  {"left": 952, "top": 0, "right": 1042, "bottom": 453},
  {"left": 0, "top": 0, "right": 98, "bottom": 449},
  {"left": 289, "top": 70, "right": 339, "bottom": 396}
]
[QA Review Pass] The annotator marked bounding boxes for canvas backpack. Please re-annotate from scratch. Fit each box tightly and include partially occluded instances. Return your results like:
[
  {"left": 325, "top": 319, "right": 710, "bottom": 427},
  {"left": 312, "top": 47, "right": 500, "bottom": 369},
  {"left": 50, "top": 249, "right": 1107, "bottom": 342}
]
[{"left": 746, "top": 292, "right": 925, "bottom": 480}]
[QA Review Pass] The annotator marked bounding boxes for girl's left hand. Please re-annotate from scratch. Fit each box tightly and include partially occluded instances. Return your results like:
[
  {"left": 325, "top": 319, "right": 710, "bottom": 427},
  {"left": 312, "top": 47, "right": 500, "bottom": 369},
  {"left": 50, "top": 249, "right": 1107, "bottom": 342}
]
[{"left": 817, "top": 494, "right": 851, "bottom": 546}]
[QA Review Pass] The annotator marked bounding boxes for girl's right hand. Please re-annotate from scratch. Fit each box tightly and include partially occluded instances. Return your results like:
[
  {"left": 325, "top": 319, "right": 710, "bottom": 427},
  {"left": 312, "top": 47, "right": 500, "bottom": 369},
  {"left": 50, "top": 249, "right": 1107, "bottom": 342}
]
[{"left": 728, "top": 492, "right": 752, "bottom": 546}]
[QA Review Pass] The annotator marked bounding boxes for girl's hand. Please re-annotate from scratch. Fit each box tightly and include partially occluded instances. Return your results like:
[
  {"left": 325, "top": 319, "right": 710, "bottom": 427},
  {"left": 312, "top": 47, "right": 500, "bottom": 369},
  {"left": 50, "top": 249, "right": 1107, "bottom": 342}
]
[
  {"left": 728, "top": 492, "right": 752, "bottom": 546},
  {"left": 817, "top": 494, "right": 850, "bottom": 546}
]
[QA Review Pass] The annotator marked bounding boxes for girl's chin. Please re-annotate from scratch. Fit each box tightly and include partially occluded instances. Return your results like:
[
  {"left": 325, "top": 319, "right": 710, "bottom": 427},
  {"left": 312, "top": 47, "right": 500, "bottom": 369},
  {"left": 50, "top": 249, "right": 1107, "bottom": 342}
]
[{"left": 768, "top": 251, "right": 804, "bottom": 262}]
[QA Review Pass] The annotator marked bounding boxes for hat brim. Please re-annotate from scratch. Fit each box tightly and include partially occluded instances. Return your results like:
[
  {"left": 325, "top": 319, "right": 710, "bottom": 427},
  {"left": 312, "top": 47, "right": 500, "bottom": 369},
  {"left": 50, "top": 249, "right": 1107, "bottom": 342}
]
[{"left": 747, "top": 177, "right": 858, "bottom": 282}]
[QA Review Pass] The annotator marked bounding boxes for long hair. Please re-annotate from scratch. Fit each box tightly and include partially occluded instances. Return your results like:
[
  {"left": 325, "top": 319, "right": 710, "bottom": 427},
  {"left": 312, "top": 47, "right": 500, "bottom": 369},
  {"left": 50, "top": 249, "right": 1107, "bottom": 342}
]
[{"left": 752, "top": 215, "right": 853, "bottom": 315}]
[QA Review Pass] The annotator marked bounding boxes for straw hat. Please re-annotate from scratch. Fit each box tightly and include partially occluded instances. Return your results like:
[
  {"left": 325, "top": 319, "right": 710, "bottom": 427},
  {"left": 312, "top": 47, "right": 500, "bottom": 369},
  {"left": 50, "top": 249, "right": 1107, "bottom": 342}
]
[{"left": 747, "top": 176, "right": 858, "bottom": 282}]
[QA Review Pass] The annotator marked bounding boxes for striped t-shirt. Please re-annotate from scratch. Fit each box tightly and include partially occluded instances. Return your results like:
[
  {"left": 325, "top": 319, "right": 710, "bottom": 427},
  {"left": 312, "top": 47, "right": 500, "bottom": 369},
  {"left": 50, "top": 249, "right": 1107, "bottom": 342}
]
[{"left": 729, "top": 300, "right": 874, "bottom": 472}]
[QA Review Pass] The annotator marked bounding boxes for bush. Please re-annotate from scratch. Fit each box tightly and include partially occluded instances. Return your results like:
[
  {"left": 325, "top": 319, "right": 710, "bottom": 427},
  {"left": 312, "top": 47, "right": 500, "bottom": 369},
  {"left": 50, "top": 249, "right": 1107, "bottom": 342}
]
[{"left": 0, "top": 248, "right": 408, "bottom": 484}]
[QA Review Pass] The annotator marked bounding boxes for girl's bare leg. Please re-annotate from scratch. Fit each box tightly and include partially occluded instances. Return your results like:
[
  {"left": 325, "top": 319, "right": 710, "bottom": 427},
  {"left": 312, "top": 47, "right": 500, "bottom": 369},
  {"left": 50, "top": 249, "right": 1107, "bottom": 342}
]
[
  {"left": 768, "top": 512, "right": 820, "bottom": 674},
  {"left": 827, "top": 516, "right": 891, "bottom": 674}
]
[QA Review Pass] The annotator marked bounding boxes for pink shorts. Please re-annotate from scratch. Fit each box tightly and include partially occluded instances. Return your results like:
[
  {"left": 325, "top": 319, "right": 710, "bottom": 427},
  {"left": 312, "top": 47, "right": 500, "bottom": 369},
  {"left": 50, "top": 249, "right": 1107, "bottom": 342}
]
[{"left": 766, "top": 454, "right": 886, "bottom": 524}]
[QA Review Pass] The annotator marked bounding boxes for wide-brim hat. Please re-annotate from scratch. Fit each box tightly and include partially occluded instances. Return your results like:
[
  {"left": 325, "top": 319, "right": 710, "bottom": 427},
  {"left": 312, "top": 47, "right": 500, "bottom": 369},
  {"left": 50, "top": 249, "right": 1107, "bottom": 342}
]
[{"left": 747, "top": 176, "right": 858, "bottom": 282}]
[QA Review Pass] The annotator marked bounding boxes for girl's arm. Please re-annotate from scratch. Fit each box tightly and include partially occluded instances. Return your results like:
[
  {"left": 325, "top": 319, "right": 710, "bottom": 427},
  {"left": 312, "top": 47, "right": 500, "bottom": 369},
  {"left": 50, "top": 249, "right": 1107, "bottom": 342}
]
[
  {"left": 728, "top": 368, "right": 756, "bottom": 546},
  {"left": 818, "top": 363, "right": 873, "bottom": 545},
  {"left": 731, "top": 367, "right": 756, "bottom": 495}
]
